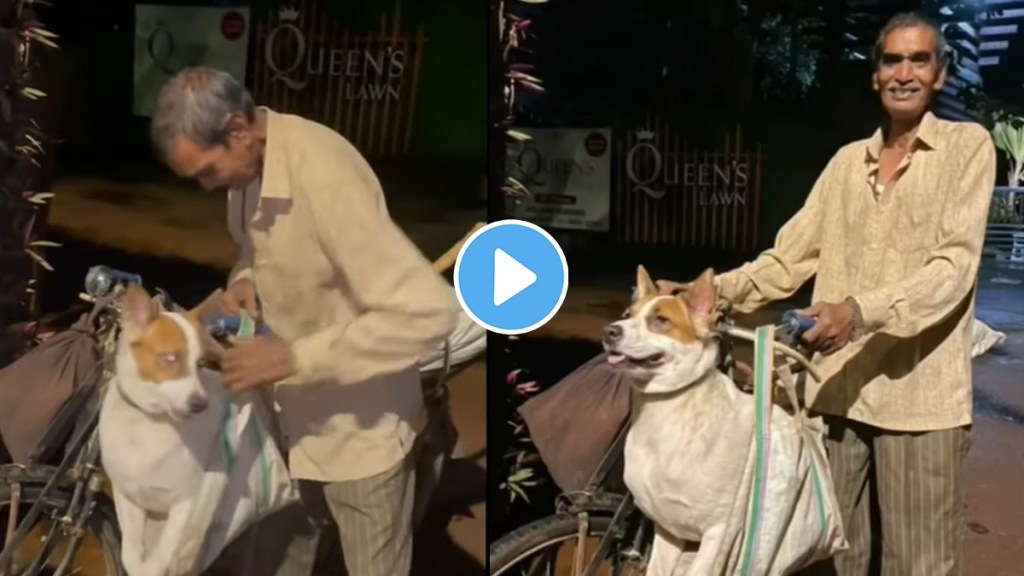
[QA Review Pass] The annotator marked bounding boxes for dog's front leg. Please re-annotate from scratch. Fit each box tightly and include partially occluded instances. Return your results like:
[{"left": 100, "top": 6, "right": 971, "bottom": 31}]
[
  {"left": 113, "top": 491, "right": 146, "bottom": 576},
  {"left": 138, "top": 500, "right": 193, "bottom": 576}
]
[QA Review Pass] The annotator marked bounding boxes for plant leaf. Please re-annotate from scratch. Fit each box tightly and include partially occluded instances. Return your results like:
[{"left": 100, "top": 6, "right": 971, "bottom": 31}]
[
  {"left": 507, "top": 467, "right": 534, "bottom": 483},
  {"left": 20, "top": 87, "right": 47, "bottom": 100},
  {"left": 25, "top": 192, "right": 54, "bottom": 204},
  {"left": 508, "top": 482, "right": 530, "bottom": 503},
  {"left": 506, "top": 129, "right": 532, "bottom": 141},
  {"left": 24, "top": 248, "right": 54, "bottom": 271}
]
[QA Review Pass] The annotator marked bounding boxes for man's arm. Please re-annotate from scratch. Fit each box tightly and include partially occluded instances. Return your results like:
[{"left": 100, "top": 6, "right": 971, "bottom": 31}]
[
  {"left": 849, "top": 127, "right": 996, "bottom": 338},
  {"left": 286, "top": 165, "right": 458, "bottom": 385},
  {"left": 716, "top": 154, "right": 837, "bottom": 312}
]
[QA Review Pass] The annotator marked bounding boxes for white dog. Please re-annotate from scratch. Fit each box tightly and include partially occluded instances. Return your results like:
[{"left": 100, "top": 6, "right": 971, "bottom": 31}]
[
  {"left": 603, "top": 266, "right": 841, "bottom": 575},
  {"left": 98, "top": 284, "right": 223, "bottom": 576}
]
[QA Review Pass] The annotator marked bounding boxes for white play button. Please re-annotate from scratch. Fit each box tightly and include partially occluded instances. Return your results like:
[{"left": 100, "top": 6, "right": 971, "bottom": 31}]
[{"left": 493, "top": 248, "right": 537, "bottom": 306}]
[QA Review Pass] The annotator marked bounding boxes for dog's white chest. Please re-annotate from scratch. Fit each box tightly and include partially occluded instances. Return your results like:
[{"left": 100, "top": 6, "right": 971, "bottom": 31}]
[
  {"left": 99, "top": 383, "right": 219, "bottom": 513},
  {"left": 623, "top": 376, "right": 751, "bottom": 542}
]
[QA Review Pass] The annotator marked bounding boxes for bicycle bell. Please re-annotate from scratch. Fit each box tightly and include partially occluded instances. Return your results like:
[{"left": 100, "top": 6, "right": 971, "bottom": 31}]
[{"left": 84, "top": 265, "right": 144, "bottom": 298}]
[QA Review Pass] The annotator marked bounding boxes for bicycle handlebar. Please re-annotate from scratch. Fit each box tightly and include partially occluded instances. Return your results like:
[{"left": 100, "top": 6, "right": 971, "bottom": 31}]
[
  {"left": 779, "top": 309, "right": 816, "bottom": 340},
  {"left": 84, "top": 265, "right": 143, "bottom": 298},
  {"left": 206, "top": 314, "right": 273, "bottom": 338}
]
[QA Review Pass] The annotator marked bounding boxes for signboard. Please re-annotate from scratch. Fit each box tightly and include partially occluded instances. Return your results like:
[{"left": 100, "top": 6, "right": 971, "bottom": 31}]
[
  {"left": 613, "top": 117, "right": 763, "bottom": 250},
  {"left": 249, "top": 2, "right": 427, "bottom": 159},
  {"left": 133, "top": 6, "right": 251, "bottom": 117},
  {"left": 263, "top": 6, "right": 405, "bottom": 100},
  {"left": 505, "top": 128, "right": 613, "bottom": 232}
]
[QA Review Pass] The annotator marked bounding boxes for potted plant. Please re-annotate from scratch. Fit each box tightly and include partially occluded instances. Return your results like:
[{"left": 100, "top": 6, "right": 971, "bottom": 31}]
[
  {"left": 0, "top": 0, "right": 59, "bottom": 361},
  {"left": 990, "top": 113, "right": 1024, "bottom": 225}
]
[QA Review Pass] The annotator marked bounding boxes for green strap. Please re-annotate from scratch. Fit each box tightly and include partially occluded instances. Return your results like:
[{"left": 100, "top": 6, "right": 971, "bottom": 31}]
[
  {"left": 221, "top": 401, "right": 237, "bottom": 475},
  {"left": 249, "top": 417, "right": 271, "bottom": 514},
  {"left": 739, "top": 326, "right": 773, "bottom": 576}
]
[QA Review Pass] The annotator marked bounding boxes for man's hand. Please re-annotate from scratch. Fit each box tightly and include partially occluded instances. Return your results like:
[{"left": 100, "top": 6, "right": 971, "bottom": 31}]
[
  {"left": 799, "top": 301, "right": 856, "bottom": 355},
  {"left": 655, "top": 280, "right": 689, "bottom": 295},
  {"left": 222, "top": 278, "right": 260, "bottom": 319},
  {"left": 222, "top": 336, "right": 294, "bottom": 392}
]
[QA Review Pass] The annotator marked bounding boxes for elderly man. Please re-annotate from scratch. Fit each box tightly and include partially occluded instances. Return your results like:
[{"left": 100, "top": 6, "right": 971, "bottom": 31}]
[
  {"left": 149, "top": 67, "right": 457, "bottom": 576},
  {"left": 662, "top": 13, "right": 994, "bottom": 576}
]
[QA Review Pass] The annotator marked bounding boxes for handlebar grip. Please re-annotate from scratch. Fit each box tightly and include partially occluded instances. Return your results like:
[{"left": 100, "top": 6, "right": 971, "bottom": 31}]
[
  {"left": 84, "top": 265, "right": 144, "bottom": 298},
  {"left": 781, "top": 310, "right": 816, "bottom": 339},
  {"left": 208, "top": 314, "right": 272, "bottom": 337}
]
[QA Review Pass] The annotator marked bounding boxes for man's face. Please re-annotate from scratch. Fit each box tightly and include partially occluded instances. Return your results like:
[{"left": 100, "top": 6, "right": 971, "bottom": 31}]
[
  {"left": 872, "top": 25, "right": 946, "bottom": 121},
  {"left": 164, "top": 116, "right": 261, "bottom": 191}
]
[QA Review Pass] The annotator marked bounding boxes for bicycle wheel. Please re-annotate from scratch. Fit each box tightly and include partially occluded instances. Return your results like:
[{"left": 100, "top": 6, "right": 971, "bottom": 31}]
[
  {"left": 0, "top": 465, "right": 123, "bottom": 576},
  {"left": 490, "top": 511, "right": 648, "bottom": 576}
]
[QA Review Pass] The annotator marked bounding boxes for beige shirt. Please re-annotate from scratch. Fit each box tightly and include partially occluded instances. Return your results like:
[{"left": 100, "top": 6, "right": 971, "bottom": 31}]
[
  {"left": 718, "top": 112, "right": 997, "bottom": 431},
  {"left": 225, "top": 108, "right": 457, "bottom": 482}
]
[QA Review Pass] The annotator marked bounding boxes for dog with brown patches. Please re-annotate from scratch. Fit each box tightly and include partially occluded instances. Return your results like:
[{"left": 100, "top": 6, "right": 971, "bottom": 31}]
[
  {"left": 604, "top": 266, "right": 825, "bottom": 575},
  {"left": 99, "top": 284, "right": 221, "bottom": 576}
]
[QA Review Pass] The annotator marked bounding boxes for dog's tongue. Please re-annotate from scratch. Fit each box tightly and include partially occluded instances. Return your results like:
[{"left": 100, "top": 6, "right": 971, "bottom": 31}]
[{"left": 607, "top": 353, "right": 626, "bottom": 366}]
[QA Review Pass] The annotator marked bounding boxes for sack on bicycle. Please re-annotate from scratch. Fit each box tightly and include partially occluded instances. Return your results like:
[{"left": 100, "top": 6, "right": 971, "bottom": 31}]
[
  {"left": 0, "top": 302, "right": 105, "bottom": 464},
  {"left": 518, "top": 353, "right": 632, "bottom": 493}
]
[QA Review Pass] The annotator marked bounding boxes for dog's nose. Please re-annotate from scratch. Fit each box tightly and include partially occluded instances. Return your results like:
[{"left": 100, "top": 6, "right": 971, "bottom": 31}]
[
  {"left": 187, "top": 394, "right": 209, "bottom": 414},
  {"left": 604, "top": 324, "right": 623, "bottom": 343}
]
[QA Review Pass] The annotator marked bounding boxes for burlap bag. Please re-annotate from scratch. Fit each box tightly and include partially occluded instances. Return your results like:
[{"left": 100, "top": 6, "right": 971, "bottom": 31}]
[
  {"left": 0, "top": 299, "right": 106, "bottom": 464},
  {"left": 518, "top": 354, "right": 632, "bottom": 493}
]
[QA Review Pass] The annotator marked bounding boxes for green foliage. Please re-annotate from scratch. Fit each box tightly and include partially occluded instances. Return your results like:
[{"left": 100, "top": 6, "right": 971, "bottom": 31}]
[
  {"left": 0, "top": 0, "right": 58, "bottom": 329},
  {"left": 753, "top": 13, "right": 819, "bottom": 102},
  {"left": 499, "top": 0, "right": 547, "bottom": 204},
  {"left": 992, "top": 114, "right": 1024, "bottom": 188}
]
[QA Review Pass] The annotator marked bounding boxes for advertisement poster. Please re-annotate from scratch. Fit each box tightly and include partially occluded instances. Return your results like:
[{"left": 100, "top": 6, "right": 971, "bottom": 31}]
[
  {"left": 133, "top": 5, "right": 251, "bottom": 117},
  {"left": 505, "top": 128, "right": 613, "bottom": 232}
]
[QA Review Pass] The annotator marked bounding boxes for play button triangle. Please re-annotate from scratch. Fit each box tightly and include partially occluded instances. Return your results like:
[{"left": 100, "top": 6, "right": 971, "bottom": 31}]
[{"left": 493, "top": 248, "right": 537, "bottom": 306}]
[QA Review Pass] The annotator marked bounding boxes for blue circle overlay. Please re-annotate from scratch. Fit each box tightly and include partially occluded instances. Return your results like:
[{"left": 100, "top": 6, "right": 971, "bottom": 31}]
[{"left": 454, "top": 219, "right": 569, "bottom": 335}]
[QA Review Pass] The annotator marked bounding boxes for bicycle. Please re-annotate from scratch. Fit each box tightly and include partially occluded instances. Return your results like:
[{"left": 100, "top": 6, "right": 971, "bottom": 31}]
[
  {"left": 488, "top": 310, "right": 823, "bottom": 576},
  {"left": 0, "top": 264, "right": 472, "bottom": 576}
]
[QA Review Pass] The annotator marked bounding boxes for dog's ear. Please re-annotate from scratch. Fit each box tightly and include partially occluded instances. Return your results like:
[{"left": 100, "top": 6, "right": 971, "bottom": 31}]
[
  {"left": 635, "top": 265, "right": 657, "bottom": 301},
  {"left": 686, "top": 268, "right": 717, "bottom": 324},
  {"left": 121, "top": 284, "right": 156, "bottom": 340}
]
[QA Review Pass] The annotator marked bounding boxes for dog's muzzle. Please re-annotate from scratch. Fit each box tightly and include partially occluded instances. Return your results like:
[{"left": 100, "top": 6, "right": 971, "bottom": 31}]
[{"left": 603, "top": 323, "right": 624, "bottom": 348}]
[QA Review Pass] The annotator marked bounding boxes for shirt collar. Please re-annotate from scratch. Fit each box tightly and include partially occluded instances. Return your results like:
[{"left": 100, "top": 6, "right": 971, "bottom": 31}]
[
  {"left": 865, "top": 111, "right": 940, "bottom": 162},
  {"left": 253, "top": 106, "right": 291, "bottom": 199}
]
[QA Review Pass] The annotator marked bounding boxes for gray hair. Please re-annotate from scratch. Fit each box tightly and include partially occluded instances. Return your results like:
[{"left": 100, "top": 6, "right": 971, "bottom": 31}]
[
  {"left": 149, "top": 67, "right": 256, "bottom": 157},
  {"left": 871, "top": 12, "right": 950, "bottom": 69}
]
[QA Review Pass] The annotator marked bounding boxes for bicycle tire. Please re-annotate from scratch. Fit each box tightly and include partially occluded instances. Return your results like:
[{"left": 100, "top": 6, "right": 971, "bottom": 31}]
[
  {"left": 489, "top": 512, "right": 616, "bottom": 576},
  {"left": 0, "top": 465, "right": 124, "bottom": 576}
]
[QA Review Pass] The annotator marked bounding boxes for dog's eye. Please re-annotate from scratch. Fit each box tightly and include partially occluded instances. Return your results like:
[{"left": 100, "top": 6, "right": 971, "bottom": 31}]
[
  {"left": 653, "top": 315, "right": 670, "bottom": 327},
  {"left": 621, "top": 308, "right": 630, "bottom": 319},
  {"left": 160, "top": 353, "right": 179, "bottom": 365}
]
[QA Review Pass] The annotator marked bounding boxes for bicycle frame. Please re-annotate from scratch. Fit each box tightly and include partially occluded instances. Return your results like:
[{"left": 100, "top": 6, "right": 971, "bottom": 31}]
[{"left": 0, "top": 311, "right": 118, "bottom": 576}]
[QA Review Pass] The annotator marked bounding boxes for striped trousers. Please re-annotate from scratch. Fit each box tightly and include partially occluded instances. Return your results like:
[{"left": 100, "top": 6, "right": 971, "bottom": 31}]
[
  {"left": 208, "top": 454, "right": 416, "bottom": 576},
  {"left": 803, "top": 417, "right": 971, "bottom": 576}
]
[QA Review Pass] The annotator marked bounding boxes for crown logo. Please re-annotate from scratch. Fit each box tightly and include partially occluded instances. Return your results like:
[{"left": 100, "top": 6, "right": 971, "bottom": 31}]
[
  {"left": 636, "top": 128, "right": 655, "bottom": 141},
  {"left": 279, "top": 6, "right": 300, "bottom": 21}
]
